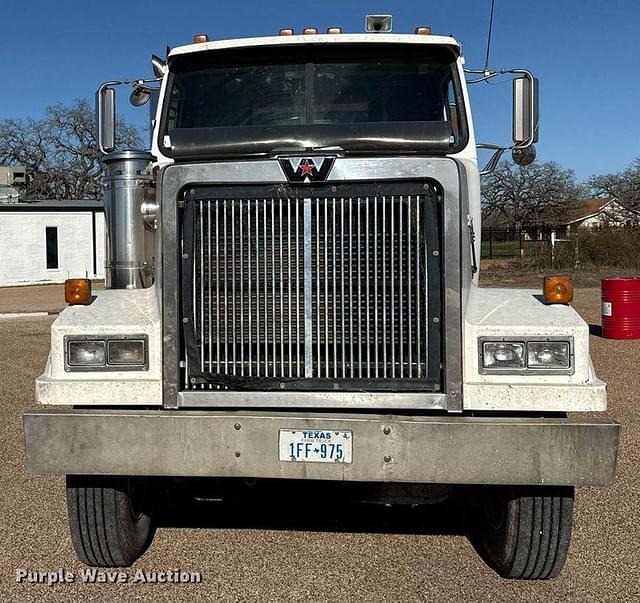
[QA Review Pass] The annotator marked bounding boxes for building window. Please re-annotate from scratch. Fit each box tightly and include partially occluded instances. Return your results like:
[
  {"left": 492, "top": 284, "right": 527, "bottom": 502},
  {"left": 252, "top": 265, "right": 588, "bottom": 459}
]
[{"left": 46, "top": 226, "right": 59, "bottom": 270}]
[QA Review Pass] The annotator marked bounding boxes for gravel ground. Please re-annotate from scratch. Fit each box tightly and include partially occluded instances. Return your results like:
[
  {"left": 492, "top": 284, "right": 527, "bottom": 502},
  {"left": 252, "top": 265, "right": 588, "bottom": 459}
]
[{"left": 0, "top": 288, "right": 637, "bottom": 601}]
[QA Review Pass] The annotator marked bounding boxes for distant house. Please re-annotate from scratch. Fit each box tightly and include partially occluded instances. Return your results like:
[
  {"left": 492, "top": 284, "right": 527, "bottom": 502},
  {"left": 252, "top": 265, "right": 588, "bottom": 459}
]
[
  {"left": 559, "top": 197, "right": 639, "bottom": 230},
  {"left": 482, "top": 197, "right": 639, "bottom": 233},
  {"left": 0, "top": 200, "right": 105, "bottom": 287}
]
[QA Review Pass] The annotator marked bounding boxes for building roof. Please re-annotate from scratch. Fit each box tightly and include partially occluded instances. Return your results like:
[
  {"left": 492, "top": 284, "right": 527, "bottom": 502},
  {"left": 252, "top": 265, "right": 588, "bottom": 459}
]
[
  {"left": 561, "top": 197, "right": 615, "bottom": 225},
  {"left": 0, "top": 199, "right": 103, "bottom": 212}
]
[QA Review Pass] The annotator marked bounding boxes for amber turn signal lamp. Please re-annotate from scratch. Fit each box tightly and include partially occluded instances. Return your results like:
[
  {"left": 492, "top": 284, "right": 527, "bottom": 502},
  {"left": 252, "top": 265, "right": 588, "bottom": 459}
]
[
  {"left": 192, "top": 33, "right": 209, "bottom": 44},
  {"left": 415, "top": 26, "right": 432, "bottom": 35},
  {"left": 543, "top": 275, "right": 573, "bottom": 304},
  {"left": 65, "top": 278, "right": 92, "bottom": 305}
]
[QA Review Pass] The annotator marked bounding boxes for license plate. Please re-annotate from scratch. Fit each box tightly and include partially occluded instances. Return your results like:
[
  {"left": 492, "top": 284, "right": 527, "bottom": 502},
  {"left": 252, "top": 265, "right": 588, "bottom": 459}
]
[{"left": 279, "top": 429, "right": 352, "bottom": 463}]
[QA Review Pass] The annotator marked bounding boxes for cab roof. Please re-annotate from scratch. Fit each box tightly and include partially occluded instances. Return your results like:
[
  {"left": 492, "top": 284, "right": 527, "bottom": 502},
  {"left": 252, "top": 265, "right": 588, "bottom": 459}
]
[{"left": 168, "top": 33, "right": 461, "bottom": 60}]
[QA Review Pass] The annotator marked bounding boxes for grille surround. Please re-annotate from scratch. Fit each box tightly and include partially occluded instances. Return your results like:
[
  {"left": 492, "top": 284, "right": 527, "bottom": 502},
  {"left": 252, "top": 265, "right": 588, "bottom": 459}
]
[{"left": 181, "top": 182, "right": 442, "bottom": 391}]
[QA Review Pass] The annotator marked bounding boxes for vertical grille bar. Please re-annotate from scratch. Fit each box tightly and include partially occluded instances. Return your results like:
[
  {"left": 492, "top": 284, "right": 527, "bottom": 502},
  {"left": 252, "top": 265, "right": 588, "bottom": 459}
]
[
  {"left": 382, "top": 196, "right": 387, "bottom": 378},
  {"left": 323, "top": 198, "right": 329, "bottom": 378},
  {"left": 399, "top": 195, "right": 404, "bottom": 377},
  {"left": 215, "top": 200, "right": 220, "bottom": 374},
  {"left": 303, "top": 197, "right": 313, "bottom": 378},
  {"left": 239, "top": 200, "right": 244, "bottom": 375},
  {"left": 279, "top": 198, "right": 284, "bottom": 377},
  {"left": 416, "top": 197, "right": 421, "bottom": 378},
  {"left": 231, "top": 201, "right": 236, "bottom": 375},
  {"left": 348, "top": 197, "right": 354, "bottom": 378},
  {"left": 223, "top": 200, "right": 228, "bottom": 373},
  {"left": 365, "top": 197, "right": 371, "bottom": 378},
  {"left": 390, "top": 195, "right": 395, "bottom": 378},
  {"left": 247, "top": 200, "right": 252, "bottom": 376},
  {"left": 263, "top": 199, "right": 268, "bottom": 377},
  {"left": 199, "top": 201, "right": 204, "bottom": 374},
  {"left": 373, "top": 196, "right": 379, "bottom": 378},
  {"left": 287, "top": 198, "right": 292, "bottom": 377},
  {"left": 407, "top": 195, "right": 413, "bottom": 378},
  {"left": 332, "top": 198, "right": 337, "bottom": 379},
  {"left": 357, "top": 197, "right": 363, "bottom": 378},
  {"left": 340, "top": 197, "right": 346, "bottom": 379}
]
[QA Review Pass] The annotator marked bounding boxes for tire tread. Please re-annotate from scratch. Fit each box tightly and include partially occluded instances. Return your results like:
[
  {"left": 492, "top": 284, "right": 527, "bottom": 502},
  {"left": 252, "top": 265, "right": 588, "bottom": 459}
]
[
  {"left": 481, "top": 486, "right": 574, "bottom": 580},
  {"left": 66, "top": 476, "right": 153, "bottom": 567}
]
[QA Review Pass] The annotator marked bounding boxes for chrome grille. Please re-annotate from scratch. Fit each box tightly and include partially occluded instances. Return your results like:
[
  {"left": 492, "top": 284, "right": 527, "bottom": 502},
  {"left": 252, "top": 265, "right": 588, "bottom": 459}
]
[{"left": 182, "top": 186, "right": 440, "bottom": 390}]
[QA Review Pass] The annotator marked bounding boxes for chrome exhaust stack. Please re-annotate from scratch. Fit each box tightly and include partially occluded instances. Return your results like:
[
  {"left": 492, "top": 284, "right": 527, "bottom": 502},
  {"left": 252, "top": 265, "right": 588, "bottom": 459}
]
[{"left": 102, "top": 150, "right": 155, "bottom": 289}]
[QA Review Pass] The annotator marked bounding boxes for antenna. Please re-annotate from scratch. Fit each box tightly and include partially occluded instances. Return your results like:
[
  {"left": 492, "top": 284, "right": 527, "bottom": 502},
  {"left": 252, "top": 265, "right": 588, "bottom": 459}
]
[{"left": 483, "top": 0, "right": 496, "bottom": 72}]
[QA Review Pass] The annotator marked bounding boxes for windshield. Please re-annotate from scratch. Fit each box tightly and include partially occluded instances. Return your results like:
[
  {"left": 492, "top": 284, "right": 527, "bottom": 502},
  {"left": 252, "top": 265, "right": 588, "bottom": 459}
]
[{"left": 162, "top": 44, "right": 466, "bottom": 156}]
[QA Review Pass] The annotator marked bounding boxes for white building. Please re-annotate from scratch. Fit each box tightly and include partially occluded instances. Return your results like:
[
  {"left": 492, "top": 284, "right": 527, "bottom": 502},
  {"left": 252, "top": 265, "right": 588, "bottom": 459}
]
[{"left": 0, "top": 200, "right": 104, "bottom": 287}]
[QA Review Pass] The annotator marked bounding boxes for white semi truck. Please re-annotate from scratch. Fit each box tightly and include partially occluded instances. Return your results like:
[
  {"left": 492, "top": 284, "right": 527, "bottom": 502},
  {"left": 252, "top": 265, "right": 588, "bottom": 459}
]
[{"left": 23, "top": 16, "right": 619, "bottom": 579}]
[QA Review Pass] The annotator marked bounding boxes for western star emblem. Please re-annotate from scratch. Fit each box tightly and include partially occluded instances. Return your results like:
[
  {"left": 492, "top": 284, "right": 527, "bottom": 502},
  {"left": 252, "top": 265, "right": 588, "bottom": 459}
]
[
  {"left": 279, "top": 157, "right": 334, "bottom": 183},
  {"left": 299, "top": 160, "right": 314, "bottom": 176}
]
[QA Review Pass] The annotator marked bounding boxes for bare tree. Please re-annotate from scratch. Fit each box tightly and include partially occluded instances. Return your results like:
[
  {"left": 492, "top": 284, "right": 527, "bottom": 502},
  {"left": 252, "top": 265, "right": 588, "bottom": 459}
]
[
  {"left": 481, "top": 161, "right": 583, "bottom": 227},
  {"left": 589, "top": 157, "right": 640, "bottom": 222},
  {"left": 0, "top": 99, "right": 142, "bottom": 200}
]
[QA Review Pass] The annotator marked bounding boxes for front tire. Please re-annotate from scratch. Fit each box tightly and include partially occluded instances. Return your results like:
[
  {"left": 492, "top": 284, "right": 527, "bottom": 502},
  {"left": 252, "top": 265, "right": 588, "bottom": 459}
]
[
  {"left": 66, "top": 476, "right": 154, "bottom": 567},
  {"left": 479, "top": 485, "right": 574, "bottom": 580}
]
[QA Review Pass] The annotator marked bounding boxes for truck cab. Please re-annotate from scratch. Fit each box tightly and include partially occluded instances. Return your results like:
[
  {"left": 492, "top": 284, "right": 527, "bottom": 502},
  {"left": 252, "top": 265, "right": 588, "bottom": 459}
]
[{"left": 23, "top": 17, "right": 619, "bottom": 579}]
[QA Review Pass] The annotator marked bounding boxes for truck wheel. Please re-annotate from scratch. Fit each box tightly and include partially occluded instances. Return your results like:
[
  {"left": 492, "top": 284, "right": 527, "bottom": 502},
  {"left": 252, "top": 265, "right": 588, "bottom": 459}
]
[
  {"left": 66, "top": 476, "right": 154, "bottom": 567},
  {"left": 479, "top": 485, "right": 574, "bottom": 580}
]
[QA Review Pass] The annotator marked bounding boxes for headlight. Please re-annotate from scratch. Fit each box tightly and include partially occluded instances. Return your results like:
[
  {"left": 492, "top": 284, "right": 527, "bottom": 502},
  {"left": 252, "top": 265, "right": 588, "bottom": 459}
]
[
  {"left": 68, "top": 340, "right": 106, "bottom": 367},
  {"left": 482, "top": 342, "right": 525, "bottom": 369},
  {"left": 527, "top": 341, "right": 570, "bottom": 369},
  {"left": 480, "top": 338, "right": 572, "bottom": 373},
  {"left": 108, "top": 339, "right": 146, "bottom": 365},
  {"left": 65, "top": 335, "right": 147, "bottom": 371}
]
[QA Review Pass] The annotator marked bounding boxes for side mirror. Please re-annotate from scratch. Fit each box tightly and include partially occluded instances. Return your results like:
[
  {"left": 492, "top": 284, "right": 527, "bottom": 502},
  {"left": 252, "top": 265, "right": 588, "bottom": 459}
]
[
  {"left": 512, "top": 75, "right": 539, "bottom": 145},
  {"left": 95, "top": 85, "right": 116, "bottom": 154}
]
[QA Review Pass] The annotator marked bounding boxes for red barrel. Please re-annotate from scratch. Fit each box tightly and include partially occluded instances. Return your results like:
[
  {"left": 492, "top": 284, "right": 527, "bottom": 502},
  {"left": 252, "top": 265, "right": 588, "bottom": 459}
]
[{"left": 601, "top": 277, "right": 640, "bottom": 339}]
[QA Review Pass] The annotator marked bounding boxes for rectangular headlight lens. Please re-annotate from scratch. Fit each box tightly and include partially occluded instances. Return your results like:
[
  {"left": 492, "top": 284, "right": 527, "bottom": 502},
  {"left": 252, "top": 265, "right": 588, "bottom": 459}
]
[
  {"left": 482, "top": 342, "right": 525, "bottom": 369},
  {"left": 68, "top": 340, "right": 106, "bottom": 367},
  {"left": 527, "top": 341, "right": 570, "bottom": 369},
  {"left": 107, "top": 339, "right": 145, "bottom": 366}
]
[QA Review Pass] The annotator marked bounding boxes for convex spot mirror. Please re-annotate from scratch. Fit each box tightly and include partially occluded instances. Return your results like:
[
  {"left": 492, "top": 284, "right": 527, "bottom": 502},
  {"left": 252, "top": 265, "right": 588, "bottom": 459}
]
[
  {"left": 130, "top": 85, "right": 151, "bottom": 107},
  {"left": 512, "top": 145, "right": 536, "bottom": 166}
]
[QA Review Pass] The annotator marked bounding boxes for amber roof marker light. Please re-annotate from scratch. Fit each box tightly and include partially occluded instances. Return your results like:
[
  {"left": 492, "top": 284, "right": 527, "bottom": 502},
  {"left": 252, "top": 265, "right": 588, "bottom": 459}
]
[
  {"left": 543, "top": 275, "right": 574, "bottom": 304},
  {"left": 192, "top": 34, "right": 209, "bottom": 44},
  {"left": 415, "top": 26, "right": 432, "bottom": 35},
  {"left": 278, "top": 28, "right": 294, "bottom": 36},
  {"left": 65, "top": 278, "right": 92, "bottom": 306}
]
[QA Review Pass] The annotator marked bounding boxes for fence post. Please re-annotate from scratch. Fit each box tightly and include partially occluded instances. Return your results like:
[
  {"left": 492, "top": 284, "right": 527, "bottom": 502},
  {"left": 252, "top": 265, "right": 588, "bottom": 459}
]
[
  {"left": 551, "top": 229, "right": 556, "bottom": 268},
  {"left": 519, "top": 227, "right": 523, "bottom": 269}
]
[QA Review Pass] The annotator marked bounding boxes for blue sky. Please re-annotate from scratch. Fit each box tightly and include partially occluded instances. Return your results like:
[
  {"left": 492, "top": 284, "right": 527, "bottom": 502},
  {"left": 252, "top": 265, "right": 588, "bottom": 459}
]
[{"left": 1, "top": 0, "right": 638, "bottom": 181}]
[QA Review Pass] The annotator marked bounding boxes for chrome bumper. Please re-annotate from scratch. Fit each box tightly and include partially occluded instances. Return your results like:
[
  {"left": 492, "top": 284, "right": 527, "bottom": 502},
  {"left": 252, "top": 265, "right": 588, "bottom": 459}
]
[{"left": 23, "top": 408, "right": 620, "bottom": 486}]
